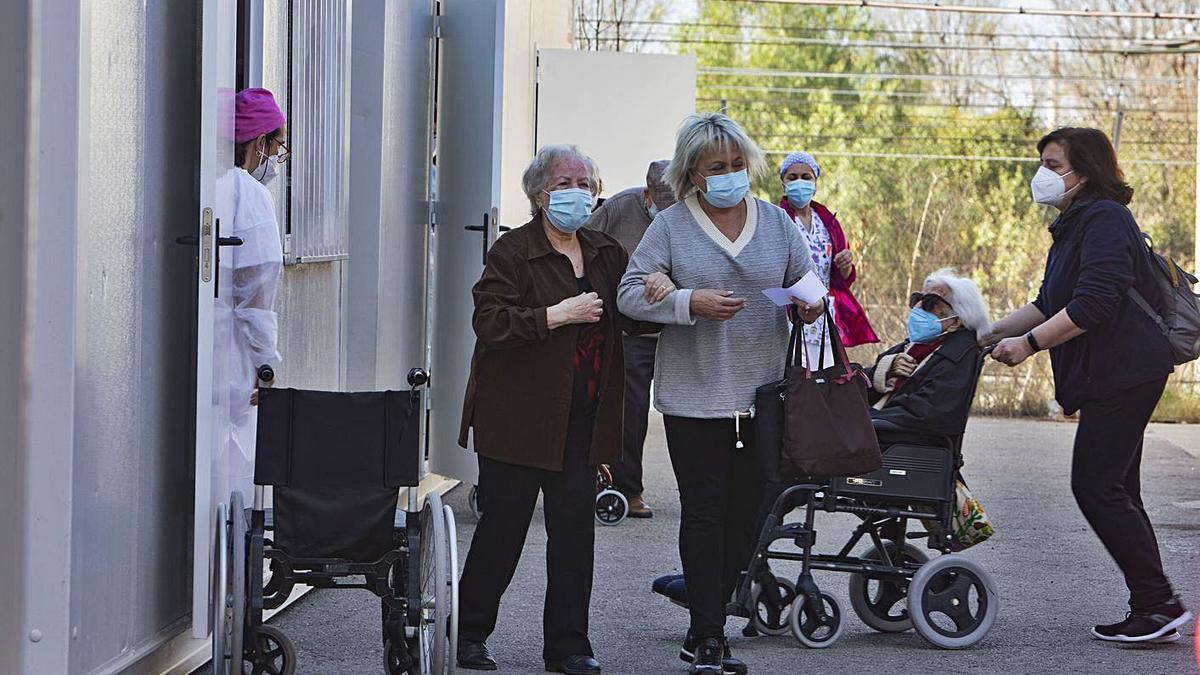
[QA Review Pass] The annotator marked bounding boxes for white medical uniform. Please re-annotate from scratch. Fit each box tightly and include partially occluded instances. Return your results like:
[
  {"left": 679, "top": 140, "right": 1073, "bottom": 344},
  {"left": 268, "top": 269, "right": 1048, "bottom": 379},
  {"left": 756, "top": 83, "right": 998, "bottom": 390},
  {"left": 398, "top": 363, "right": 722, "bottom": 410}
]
[{"left": 217, "top": 167, "right": 284, "bottom": 502}]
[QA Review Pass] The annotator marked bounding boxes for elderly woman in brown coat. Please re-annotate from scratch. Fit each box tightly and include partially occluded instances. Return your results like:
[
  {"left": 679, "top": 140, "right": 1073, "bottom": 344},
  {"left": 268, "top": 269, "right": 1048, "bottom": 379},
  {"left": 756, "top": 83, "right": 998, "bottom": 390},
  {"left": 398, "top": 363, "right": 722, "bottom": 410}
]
[{"left": 455, "top": 145, "right": 666, "bottom": 675}]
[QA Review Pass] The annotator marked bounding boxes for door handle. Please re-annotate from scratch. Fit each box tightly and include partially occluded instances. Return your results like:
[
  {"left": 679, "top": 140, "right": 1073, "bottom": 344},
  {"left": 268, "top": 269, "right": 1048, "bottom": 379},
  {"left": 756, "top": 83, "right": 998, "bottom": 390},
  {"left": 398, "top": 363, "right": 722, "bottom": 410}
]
[
  {"left": 465, "top": 212, "right": 511, "bottom": 265},
  {"left": 175, "top": 235, "right": 243, "bottom": 247}
]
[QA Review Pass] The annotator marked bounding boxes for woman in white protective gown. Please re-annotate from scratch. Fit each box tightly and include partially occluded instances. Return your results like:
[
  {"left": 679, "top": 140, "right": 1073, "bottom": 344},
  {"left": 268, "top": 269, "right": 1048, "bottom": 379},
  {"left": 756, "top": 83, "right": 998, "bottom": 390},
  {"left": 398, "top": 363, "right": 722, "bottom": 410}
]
[{"left": 217, "top": 87, "right": 288, "bottom": 502}]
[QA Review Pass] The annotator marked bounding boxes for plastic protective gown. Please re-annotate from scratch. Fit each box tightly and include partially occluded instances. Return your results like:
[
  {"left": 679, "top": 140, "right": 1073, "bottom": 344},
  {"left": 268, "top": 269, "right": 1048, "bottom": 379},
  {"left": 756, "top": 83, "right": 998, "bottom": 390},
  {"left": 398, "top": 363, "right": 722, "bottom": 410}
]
[{"left": 217, "top": 167, "right": 284, "bottom": 501}]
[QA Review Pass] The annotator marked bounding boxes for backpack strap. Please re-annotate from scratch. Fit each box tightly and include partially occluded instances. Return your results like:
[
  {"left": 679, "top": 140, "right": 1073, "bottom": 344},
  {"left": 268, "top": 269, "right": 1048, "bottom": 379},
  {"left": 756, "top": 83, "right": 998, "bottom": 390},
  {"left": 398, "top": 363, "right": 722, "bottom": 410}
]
[{"left": 1127, "top": 287, "right": 1168, "bottom": 336}]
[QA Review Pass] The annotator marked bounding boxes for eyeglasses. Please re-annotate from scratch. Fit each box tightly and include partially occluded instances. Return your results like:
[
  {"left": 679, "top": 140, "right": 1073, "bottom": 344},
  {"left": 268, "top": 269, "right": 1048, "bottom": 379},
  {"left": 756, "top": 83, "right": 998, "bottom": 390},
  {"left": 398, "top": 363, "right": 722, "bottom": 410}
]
[
  {"left": 273, "top": 139, "right": 290, "bottom": 164},
  {"left": 909, "top": 292, "right": 952, "bottom": 312}
]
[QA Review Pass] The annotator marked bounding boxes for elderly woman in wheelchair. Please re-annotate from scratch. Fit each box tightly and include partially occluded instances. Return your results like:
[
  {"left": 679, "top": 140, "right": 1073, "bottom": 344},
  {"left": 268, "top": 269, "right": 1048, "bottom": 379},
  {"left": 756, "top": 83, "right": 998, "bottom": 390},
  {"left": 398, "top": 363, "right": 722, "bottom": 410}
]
[
  {"left": 866, "top": 267, "right": 989, "bottom": 446},
  {"left": 657, "top": 268, "right": 1000, "bottom": 652}
]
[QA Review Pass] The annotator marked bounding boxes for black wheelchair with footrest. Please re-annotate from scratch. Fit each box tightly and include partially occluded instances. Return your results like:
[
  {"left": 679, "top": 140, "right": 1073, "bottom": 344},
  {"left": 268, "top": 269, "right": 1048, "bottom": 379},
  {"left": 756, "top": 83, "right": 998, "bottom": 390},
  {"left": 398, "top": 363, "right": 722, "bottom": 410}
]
[
  {"left": 728, "top": 347, "right": 998, "bottom": 650},
  {"left": 210, "top": 368, "right": 460, "bottom": 674}
]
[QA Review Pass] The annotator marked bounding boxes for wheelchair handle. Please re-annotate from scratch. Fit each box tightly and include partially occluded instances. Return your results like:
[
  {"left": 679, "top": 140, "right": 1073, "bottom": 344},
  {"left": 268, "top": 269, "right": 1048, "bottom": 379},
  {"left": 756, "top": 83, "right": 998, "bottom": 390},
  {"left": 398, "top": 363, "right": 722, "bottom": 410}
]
[
  {"left": 407, "top": 368, "right": 430, "bottom": 388},
  {"left": 257, "top": 364, "right": 275, "bottom": 385}
]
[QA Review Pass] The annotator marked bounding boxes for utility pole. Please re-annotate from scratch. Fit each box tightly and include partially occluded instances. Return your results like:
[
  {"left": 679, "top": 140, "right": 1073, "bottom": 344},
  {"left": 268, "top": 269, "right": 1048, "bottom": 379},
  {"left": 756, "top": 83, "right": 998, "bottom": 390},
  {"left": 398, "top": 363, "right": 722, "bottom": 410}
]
[{"left": 1049, "top": 45, "right": 1059, "bottom": 125}]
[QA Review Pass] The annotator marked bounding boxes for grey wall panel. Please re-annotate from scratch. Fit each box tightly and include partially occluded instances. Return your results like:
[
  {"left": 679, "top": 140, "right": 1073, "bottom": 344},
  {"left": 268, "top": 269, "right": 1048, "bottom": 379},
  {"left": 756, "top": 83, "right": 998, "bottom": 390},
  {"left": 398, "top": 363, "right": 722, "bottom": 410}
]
[
  {"left": 346, "top": 0, "right": 431, "bottom": 392},
  {"left": 374, "top": 0, "right": 434, "bottom": 387},
  {"left": 275, "top": 262, "right": 344, "bottom": 391},
  {"left": 0, "top": 0, "right": 32, "bottom": 671},
  {"left": 70, "top": 0, "right": 198, "bottom": 672},
  {"left": 345, "top": 0, "right": 386, "bottom": 390}
]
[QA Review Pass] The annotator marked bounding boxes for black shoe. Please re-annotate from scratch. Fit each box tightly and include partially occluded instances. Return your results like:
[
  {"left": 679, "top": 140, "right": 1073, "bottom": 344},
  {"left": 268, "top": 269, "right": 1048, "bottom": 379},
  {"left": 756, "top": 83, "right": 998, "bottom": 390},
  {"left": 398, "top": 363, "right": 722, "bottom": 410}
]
[
  {"left": 457, "top": 639, "right": 498, "bottom": 670},
  {"left": 1091, "top": 598, "right": 1193, "bottom": 643},
  {"left": 683, "top": 636, "right": 748, "bottom": 675},
  {"left": 545, "top": 654, "right": 601, "bottom": 674}
]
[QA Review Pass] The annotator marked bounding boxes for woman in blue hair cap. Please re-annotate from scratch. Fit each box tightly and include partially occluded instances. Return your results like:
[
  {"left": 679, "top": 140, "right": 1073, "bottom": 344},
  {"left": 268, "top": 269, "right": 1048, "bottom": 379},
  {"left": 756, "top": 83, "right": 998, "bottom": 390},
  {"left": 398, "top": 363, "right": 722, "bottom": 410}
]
[{"left": 778, "top": 151, "right": 877, "bottom": 364}]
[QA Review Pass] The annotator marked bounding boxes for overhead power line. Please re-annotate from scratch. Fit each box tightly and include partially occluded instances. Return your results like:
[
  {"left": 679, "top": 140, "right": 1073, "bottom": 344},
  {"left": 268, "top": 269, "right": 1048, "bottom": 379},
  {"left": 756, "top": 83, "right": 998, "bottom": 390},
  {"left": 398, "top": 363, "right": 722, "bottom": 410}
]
[
  {"left": 699, "top": 94, "right": 1197, "bottom": 115},
  {"left": 588, "top": 32, "right": 1200, "bottom": 56},
  {"left": 698, "top": 87, "right": 1197, "bottom": 114},
  {"left": 578, "top": 18, "right": 1193, "bottom": 44},
  {"left": 700, "top": 66, "right": 1191, "bottom": 86},
  {"left": 730, "top": 0, "right": 1200, "bottom": 21},
  {"left": 761, "top": 149, "right": 1197, "bottom": 166}
]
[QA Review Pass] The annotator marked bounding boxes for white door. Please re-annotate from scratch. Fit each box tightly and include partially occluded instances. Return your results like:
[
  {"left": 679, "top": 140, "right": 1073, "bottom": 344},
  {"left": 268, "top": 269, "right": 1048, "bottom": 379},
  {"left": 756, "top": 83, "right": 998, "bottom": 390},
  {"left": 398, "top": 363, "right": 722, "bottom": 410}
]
[
  {"left": 429, "top": 0, "right": 506, "bottom": 485},
  {"left": 190, "top": 0, "right": 237, "bottom": 639}
]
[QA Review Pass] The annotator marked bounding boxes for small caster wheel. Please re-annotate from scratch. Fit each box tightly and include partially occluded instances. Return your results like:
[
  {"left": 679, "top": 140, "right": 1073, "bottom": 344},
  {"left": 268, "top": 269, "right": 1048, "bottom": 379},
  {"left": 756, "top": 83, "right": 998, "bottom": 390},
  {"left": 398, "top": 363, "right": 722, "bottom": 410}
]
[
  {"left": 789, "top": 590, "right": 845, "bottom": 649},
  {"left": 595, "top": 489, "right": 628, "bottom": 525},
  {"left": 751, "top": 576, "right": 798, "bottom": 637},
  {"left": 468, "top": 485, "right": 482, "bottom": 521},
  {"left": 907, "top": 554, "right": 998, "bottom": 649},
  {"left": 848, "top": 541, "right": 928, "bottom": 633},
  {"left": 384, "top": 638, "right": 414, "bottom": 675},
  {"left": 243, "top": 624, "right": 297, "bottom": 675}
]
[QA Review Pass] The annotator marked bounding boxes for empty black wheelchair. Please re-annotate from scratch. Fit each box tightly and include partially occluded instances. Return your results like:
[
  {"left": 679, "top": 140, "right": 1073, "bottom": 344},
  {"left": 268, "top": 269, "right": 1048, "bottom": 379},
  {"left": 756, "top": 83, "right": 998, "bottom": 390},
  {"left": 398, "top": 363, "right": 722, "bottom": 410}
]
[
  {"left": 728, "top": 348, "right": 998, "bottom": 650},
  {"left": 210, "top": 368, "right": 461, "bottom": 674}
]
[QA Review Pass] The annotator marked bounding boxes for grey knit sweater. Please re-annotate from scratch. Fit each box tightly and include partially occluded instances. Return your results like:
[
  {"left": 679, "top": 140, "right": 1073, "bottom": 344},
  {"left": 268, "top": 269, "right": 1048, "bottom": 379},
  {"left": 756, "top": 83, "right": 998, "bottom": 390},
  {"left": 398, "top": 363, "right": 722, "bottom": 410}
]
[{"left": 617, "top": 195, "right": 813, "bottom": 418}]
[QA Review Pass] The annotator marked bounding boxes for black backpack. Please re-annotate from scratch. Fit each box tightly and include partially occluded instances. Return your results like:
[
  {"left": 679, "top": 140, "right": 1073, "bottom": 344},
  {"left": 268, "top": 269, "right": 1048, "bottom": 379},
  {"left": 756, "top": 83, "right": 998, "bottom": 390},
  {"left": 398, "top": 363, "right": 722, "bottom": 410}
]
[{"left": 1127, "top": 232, "right": 1200, "bottom": 365}]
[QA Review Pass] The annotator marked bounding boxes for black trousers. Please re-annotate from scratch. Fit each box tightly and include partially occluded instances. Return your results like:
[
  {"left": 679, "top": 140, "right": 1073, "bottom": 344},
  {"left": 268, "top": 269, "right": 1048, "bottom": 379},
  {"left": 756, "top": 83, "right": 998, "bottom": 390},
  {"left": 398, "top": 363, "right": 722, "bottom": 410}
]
[
  {"left": 613, "top": 335, "right": 657, "bottom": 497},
  {"left": 1071, "top": 376, "right": 1175, "bottom": 611},
  {"left": 457, "top": 420, "right": 596, "bottom": 661},
  {"left": 664, "top": 415, "right": 763, "bottom": 640}
]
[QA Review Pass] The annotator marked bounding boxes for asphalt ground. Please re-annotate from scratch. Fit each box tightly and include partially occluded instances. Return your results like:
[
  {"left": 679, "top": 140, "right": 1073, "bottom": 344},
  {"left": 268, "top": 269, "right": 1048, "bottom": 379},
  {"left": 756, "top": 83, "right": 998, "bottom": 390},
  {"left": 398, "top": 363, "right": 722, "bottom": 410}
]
[{"left": 215, "top": 416, "right": 1200, "bottom": 675}]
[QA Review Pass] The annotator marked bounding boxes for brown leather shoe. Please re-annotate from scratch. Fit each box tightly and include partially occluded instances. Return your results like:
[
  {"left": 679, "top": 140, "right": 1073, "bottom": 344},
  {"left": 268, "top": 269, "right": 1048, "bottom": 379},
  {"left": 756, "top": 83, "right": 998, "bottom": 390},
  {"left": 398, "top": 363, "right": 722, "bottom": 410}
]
[{"left": 627, "top": 495, "right": 653, "bottom": 519}]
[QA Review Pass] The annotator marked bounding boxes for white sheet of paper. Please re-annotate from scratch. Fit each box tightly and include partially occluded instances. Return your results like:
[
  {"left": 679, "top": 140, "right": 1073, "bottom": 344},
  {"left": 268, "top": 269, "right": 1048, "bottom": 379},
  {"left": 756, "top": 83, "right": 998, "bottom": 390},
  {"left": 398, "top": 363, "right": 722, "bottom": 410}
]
[{"left": 762, "top": 271, "right": 828, "bottom": 307}]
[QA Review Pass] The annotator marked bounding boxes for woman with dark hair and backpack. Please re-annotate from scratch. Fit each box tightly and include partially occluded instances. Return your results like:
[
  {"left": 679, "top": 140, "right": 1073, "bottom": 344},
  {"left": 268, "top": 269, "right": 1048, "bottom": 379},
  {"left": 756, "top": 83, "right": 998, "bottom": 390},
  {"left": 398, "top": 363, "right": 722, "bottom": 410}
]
[{"left": 981, "top": 127, "right": 1191, "bottom": 643}]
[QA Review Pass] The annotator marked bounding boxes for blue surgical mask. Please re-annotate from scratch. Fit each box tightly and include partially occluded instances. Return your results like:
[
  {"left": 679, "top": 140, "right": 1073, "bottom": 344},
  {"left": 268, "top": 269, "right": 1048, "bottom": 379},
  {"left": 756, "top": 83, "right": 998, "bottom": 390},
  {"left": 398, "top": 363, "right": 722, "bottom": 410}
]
[
  {"left": 906, "top": 307, "right": 957, "bottom": 344},
  {"left": 647, "top": 202, "right": 660, "bottom": 220},
  {"left": 785, "top": 179, "right": 817, "bottom": 208},
  {"left": 701, "top": 169, "right": 750, "bottom": 208},
  {"left": 543, "top": 188, "right": 594, "bottom": 233}
]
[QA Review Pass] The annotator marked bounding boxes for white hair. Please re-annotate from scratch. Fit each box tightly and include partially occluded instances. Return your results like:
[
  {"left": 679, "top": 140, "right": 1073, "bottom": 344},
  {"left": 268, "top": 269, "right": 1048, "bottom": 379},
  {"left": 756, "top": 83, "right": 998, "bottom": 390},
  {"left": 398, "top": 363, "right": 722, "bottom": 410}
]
[
  {"left": 521, "top": 144, "right": 602, "bottom": 215},
  {"left": 665, "top": 112, "right": 767, "bottom": 202},
  {"left": 925, "top": 268, "right": 991, "bottom": 333}
]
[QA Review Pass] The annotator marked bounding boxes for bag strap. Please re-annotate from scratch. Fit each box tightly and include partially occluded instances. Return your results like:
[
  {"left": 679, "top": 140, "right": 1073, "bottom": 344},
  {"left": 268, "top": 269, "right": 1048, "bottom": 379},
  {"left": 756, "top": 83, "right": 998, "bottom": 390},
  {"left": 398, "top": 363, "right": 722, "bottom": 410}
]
[
  {"left": 1127, "top": 287, "right": 1169, "bottom": 336},
  {"left": 785, "top": 314, "right": 802, "bottom": 371}
]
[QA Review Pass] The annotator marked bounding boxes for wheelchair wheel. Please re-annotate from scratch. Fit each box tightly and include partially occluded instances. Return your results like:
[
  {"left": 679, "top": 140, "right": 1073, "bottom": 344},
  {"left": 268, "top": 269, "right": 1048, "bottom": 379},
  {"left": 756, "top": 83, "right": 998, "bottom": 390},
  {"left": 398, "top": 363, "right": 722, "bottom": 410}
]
[
  {"left": 229, "top": 492, "right": 247, "bottom": 674},
  {"left": 211, "top": 502, "right": 229, "bottom": 675},
  {"left": 442, "top": 504, "right": 460, "bottom": 675},
  {"left": 789, "top": 591, "right": 845, "bottom": 649},
  {"left": 750, "top": 576, "right": 798, "bottom": 637},
  {"left": 417, "top": 491, "right": 450, "bottom": 674},
  {"left": 468, "top": 485, "right": 482, "bottom": 521},
  {"left": 261, "top": 552, "right": 292, "bottom": 611},
  {"left": 848, "top": 541, "right": 929, "bottom": 633},
  {"left": 244, "top": 624, "right": 296, "bottom": 675},
  {"left": 595, "top": 489, "right": 628, "bottom": 525},
  {"left": 907, "top": 554, "right": 997, "bottom": 649},
  {"left": 384, "top": 638, "right": 409, "bottom": 675}
]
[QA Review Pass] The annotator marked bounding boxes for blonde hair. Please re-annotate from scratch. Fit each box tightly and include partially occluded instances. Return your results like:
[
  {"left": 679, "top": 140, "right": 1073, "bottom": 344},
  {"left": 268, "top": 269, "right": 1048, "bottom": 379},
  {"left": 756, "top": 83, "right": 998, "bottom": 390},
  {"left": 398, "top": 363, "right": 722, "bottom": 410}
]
[{"left": 664, "top": 112, "right": 766, "bottom": 202}]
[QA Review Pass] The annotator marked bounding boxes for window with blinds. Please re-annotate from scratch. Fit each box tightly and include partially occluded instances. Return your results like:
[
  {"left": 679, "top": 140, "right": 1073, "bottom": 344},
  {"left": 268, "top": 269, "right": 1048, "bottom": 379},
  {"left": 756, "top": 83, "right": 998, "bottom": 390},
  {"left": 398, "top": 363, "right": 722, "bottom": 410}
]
[{"left": 284, "top": 0, "right": 350, "bottom": 263}]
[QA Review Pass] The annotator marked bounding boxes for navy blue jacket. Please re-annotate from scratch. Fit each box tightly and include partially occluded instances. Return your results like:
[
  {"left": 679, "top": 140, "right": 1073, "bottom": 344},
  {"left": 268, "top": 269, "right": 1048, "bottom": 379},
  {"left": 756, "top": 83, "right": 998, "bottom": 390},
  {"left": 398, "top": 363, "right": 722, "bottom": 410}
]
[{"left": 1033, "top": 195, "right": 1173, "bottom": 414}]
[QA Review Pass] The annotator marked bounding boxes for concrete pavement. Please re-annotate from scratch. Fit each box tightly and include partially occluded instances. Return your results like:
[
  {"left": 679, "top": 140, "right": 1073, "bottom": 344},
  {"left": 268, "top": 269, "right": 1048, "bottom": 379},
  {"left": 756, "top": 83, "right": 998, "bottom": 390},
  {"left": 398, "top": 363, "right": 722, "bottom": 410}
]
[{"left": 248, "top": 416, "right": 1200, "bottom": 674}]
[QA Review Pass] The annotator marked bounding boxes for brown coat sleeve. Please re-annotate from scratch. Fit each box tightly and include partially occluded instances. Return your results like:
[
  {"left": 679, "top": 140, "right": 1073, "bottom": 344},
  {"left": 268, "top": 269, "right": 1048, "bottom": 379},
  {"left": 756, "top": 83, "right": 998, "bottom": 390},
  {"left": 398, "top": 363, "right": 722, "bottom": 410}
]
[
  {"left": 612, "top": 245, "right": 664, "bottom": 336},
  {"left": 472, "top": 246, "right": 550, "bottom": 348}
]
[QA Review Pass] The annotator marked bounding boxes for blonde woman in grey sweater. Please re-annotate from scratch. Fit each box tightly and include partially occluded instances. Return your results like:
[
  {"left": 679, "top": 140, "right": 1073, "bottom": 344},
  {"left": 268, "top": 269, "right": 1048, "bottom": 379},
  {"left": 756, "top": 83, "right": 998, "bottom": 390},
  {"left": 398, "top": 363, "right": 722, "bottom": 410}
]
[{"left": 618, "top": 113, "right": 823, "bottom": 675}]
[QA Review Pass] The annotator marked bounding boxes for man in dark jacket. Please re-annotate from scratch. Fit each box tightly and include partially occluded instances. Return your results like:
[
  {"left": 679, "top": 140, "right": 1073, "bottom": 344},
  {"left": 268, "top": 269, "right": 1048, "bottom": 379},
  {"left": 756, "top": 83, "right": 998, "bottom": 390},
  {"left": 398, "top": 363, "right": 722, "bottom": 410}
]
[{"left": 583, "top": 159, "right": 676, "bottom": 518}]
